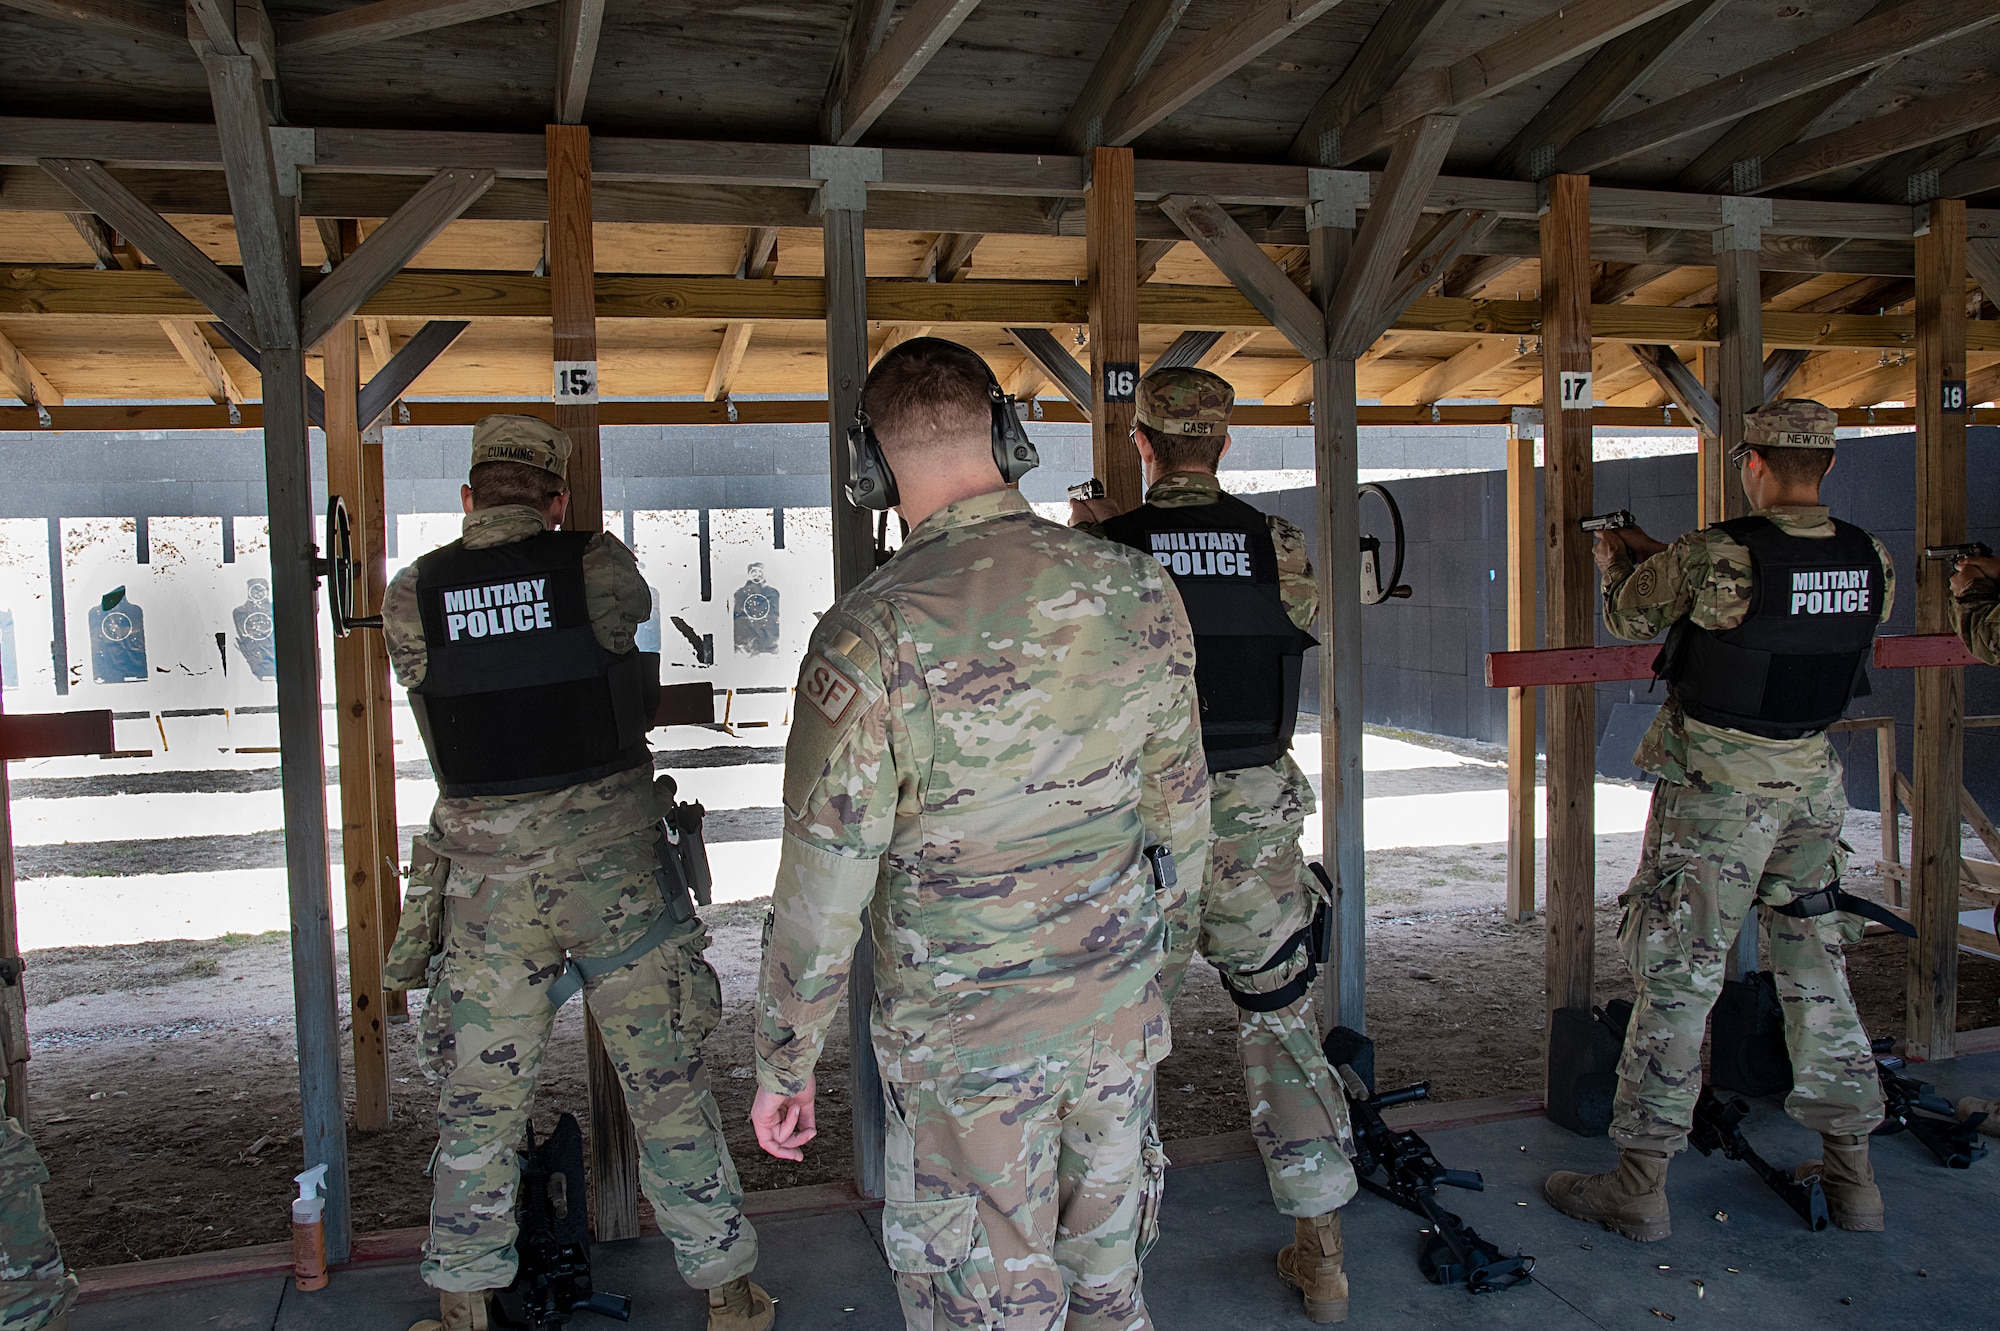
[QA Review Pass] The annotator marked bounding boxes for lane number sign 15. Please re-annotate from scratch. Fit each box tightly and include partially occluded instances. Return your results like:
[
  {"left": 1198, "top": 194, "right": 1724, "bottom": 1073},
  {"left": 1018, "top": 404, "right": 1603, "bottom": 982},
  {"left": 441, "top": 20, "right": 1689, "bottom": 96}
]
[
  {"left": 554, "top": 360, "right": 599, "bottom": 405},
  {"left": 1558, "top": 370, "right": 1593, "bottom": 409}
]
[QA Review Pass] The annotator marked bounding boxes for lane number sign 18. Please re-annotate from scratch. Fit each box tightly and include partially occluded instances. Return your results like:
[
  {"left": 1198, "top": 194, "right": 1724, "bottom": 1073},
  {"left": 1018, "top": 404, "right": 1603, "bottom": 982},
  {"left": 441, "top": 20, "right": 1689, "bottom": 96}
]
[
  {"left": 1558, "top": 370, "right": 1593, "bottom": 409},
  {"left": 1942, "top": 379, "right": 1966, "bottom": 413},
  {"left": 1104, "top": 363, "right": 1139, "bottom": 403},
  {"left": 554, "top": 360, "right": 599, "bottom": 405}
]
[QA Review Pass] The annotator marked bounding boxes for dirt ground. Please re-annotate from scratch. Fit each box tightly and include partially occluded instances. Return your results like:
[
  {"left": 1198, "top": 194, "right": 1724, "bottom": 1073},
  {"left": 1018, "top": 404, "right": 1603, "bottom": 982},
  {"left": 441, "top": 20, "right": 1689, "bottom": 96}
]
[{"left": 24, "top": 739, "right": 2000, "bottom": 1269}]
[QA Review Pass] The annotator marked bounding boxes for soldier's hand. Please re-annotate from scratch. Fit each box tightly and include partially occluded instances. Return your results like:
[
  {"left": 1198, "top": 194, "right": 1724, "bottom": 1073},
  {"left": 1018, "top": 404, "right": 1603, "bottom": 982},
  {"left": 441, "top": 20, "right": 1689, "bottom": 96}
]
[
  {"left": 1622, "top": 527, "right": 1668, "bottom": 561},
  {"left": 1068, "top": 496, "right": 1123, "bottom": 527},
  {"left": 750, "top": 1077, "right": 818, "bottom": 1161},
  {"left": 1592, "top": 530, "right": 1625, "bottom": 573},
  {"left": 1952, "top": 554, "right": 2000, "bottom": 598}
]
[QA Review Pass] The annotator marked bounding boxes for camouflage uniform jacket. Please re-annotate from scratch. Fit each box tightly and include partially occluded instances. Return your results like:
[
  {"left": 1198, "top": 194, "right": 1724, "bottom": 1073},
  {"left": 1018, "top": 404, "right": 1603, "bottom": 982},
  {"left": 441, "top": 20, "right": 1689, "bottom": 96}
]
[
  {"left": 1955, "top": 571, "right": 2000, "bottom": 666},
  {"left": 381, "top": 506, "right": 660, "bottom": 867},
  {"left": 755, "top": 488, "right": 1212, "bottom": 1096},
  {"left": 1600, "top": 504, "right": 1895, "bottom": 797}
]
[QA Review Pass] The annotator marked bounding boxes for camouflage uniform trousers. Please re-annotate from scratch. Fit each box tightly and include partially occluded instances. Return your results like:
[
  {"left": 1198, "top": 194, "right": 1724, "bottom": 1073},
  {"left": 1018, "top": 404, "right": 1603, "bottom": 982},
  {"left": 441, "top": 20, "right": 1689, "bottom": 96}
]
[
  {"left": 1162, "top": 758, "right": 1357, "bottom": 1219},
  {"left": 1611, "top": 779, "right": 1884, "bottom": 1153},
  {"left": 422, "top": 829, "right": 755, "bottom": 1293},
  {"left": 882, "top": 1034, "right": 1166, "bottom": 1331},
  {"left": 0, "top": 1118, "right": 74, "bottom": 1331}
]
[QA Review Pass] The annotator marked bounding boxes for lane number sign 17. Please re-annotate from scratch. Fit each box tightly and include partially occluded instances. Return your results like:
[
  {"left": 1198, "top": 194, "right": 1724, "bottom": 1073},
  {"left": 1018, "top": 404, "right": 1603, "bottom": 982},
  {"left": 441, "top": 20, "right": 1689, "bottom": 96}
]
[
  {"left": 1558, "top": 370, "right": 1593, "bottom": 409},
  {"left": 554, "top": 360, "right": 599, "bottom": 405}
]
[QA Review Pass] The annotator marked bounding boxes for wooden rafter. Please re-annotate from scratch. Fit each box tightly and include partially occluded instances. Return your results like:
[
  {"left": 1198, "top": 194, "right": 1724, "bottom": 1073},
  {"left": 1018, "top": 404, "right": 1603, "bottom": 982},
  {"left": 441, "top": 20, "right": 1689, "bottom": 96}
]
[
  {"left": 1158, "top": 194, "right": 1324, "bottom": 357},
  {"left": 1560, "top": 0, "right": 2000, "bottom": 175},
  {"left": 0, "top": 328, "right": 61, "bottom": 407},
  {"left": 1135, "top": 239, "right": 1177, "bottom": 284},
  {"left": 554, "top": 0, "right": 606, "bottom": 125},
  {"left": 1098, "top": 0, "right": 1342, "bottom": 148},
  {"left": 1148, "top": 329, "right": 1223, "bottom": 371},
  {"left": 1375, "top": 208, "right": 1493, "bottom": 327},
  {"left": 1968, "top": 238, "right": 2000, "bottom": 308},
  {"left": 279, "top": 0, "right": 557, "bottom": 59},
  {"left": 1753, "top": 83, "right": 2000, "bottom": 195},
  {"left": 737, "top": 227, "right": 780, "bottom": 280},
  {"left": 870, "top": 323, "right": 933, "bottom": 365},
  {"left": 159, "top": 319, "right": 246, "bottom": 404},
  {"left": 1198, "top": 329, "right": 1259, "bottom": 370},
  {"left": 704, "top": 323, "right": 753, "bottom": 401},
  {"left": 300, "top": 167, "right": 496, "bottom": 348},
  {"left": 1850, "top": 126, "right": 2000, "bottom": 204},
  {"left": 1629, "top": 343, "right": 1718, "bottom": 433},
  {"left": 1938, "top": 150, "right": 2000, "bottom": 201},
  {"left": 0, "top": 0, "right": 182, "bottom": 45},
  {"left": 821, "top": 0, "right": 982, "bottom": 146},
  {"left": 1378, "top": 336, "right": 1525, "bottom": 405},
  {"left": 1286, "top": 0, "right": 1456, "bottom": 166},
  {"left": 1325, "top": 115, "right": 1457, "bottom": 357},
  {"left": 1065, "top": 0, "right": 1192, "bottom": 152},
  {"left": 922, "top": 231, "right": 982, "bottom": 282},
  {"left": 1005, "top": 327, "right": 1091, "bottom": 411}
]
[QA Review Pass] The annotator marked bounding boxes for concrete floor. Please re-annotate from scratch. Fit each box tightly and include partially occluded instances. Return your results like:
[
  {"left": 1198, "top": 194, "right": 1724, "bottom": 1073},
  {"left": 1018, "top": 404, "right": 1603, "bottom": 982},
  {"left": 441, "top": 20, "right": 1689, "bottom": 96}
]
[{"left": 74, "top": 1051, "right": 2000, "bottom": 1331}]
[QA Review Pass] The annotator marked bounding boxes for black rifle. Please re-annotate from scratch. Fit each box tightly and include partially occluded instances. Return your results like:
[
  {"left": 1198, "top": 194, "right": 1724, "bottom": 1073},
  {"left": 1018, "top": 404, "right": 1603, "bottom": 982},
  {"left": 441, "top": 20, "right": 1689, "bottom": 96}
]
[
  {"left": 494, "top": 1114, "right": 632, "bottom": 1330},
  {"left": 1689, "top": 1088, "right": 1829, "bottom": 1230},
  {"left": 1579, "top": 510, "right": 1637, "bottom": 532},
  {"left": 1874, "top": 1050, "right": 1989, "bottom": 1169},
  {"left": 1323, "top": 1028, "right": 1533, "bottom": 1294}
]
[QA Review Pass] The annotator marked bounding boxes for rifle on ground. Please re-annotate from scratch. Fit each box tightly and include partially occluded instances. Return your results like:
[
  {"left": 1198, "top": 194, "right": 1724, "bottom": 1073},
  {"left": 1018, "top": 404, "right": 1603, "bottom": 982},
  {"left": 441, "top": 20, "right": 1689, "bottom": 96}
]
[
  {"left": 1874, "top": 1047, "right": 1989, "bottom": 1169},
  {"left": 494, "top": 1114, "right": 632, "bottom": 1330},
  {"left": 1689, "top": 1087, "right": 1829, "bottom": 1231},
  {"left": 1322, "top": 1027, "right": 1534, "bottom": 1295}
]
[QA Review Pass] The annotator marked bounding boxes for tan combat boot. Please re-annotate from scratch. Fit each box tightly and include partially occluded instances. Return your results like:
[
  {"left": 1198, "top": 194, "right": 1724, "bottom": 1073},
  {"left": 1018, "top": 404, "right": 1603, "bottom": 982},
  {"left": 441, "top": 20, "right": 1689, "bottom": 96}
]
[
  {"left": 1795, "top": 1133, "right": 1884, "bottom": 1232},
  {"left": 707, "top": 1275, "right": 776, "bottom": 1331},
  {"left": 1276, "top": 1210, "right": 1349, "bottom": 1323},
  {"left": 1542, "top": 1149, "right": 1671, "bottom": 1242},
  {"left": 1955, "top": 1096, "right": 2000, "bottom": 1138},
  {"left": 407, "top": 1290, "right": 490, "bottom": 1331}
]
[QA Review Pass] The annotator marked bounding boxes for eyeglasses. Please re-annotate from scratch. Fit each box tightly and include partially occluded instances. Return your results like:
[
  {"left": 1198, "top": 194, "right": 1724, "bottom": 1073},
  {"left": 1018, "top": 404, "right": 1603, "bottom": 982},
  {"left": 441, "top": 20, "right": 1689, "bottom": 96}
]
[{"left": 1729, "top": 444, "right": 1756, "bottom": 468}]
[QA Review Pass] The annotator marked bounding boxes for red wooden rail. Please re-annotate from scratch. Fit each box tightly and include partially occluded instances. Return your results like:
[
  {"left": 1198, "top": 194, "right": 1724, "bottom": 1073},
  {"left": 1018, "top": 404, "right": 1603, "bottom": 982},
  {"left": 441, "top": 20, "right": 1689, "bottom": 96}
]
[
  {"left": 1873, "top": 634, "right": 1984, "bottom": 670},
  {"left": 0, "top": 710, "right": 116, "bottom": 762},
  {"left": 1484, "top": 644, "right": 1658, "bottom": 688}
]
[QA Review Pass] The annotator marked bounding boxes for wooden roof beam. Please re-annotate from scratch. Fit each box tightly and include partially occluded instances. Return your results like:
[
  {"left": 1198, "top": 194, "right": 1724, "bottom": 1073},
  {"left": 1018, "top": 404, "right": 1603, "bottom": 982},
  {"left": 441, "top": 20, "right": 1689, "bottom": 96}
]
[
  {"left": 1849, "top": 127, "right": 2000, "bottom": 204},
  {"left": 1325, "top": 115, "right": 1457, "bottom": 357},
  {"left": 1629, "top": 343, "right": 1718, "bottom": 433},
  {"left": 1097, "top": 0, "right": 1343, "bottom": 148},
  {"left": 922, "top": 231, "right": 982, "bottom": 282},
  {"left": 279, "top": 0, "right": 557, "bottom": 60},
  {"left": 820, "top": 0, "right": 982, "bottom": 146},
  {"left": 704, "top": 322, "right": 753, "bottom": 401},
  {"left": 737, "top": 226, "right": 779, "bottom": 280},
  {"left": 1440, "top": 254, "right": 1525, "bottom": 300},
  {"left": 1286, "top": 0, "right": 1457, "bottom": 166},
  {"left": 1004, "top": 327, "right": 1091, "bottom": 413},
  {"left": 1559, "top": 0, "right": 2000, "bottom": 176},
  {"left": 1148, "top": 328, "right": 1223, "bottom": 371},
  {"left": 1196, "top": 329, "right": 1258, "bottom": 370},
  {"left": 1065, "top": 0, "right": 1192, "bottom": 153},
  {"left": 1939, "top": 151, "right": 2000, "bottom": 201},
  {"left": 1750, "top": 82, "right": 2000, "bottom": 196},
  {"left": 0, "top": 327, "right": 60, "bottom": 410},
  {"left": 1158, "top": 194, "right": 1324, "bottom": 357},
  {"left": 0, "top": 0, "right": 183, "bottom": 46},
  {"left": 1375, "top": 207, "right": 1493, "bottom": 328},
  {"left": 160, "top": 318, "right": 246, "bottom": 404},
  {"left": 1377, "top": 335, "right": 1525, "bottom": 405},
  {"left": 554, "top": 0, "right": 606, "bottom": 125},
  {"left": 1968, "top": 238, "right": 2000, "bottom": 309},
  {"left": 1135, "top": 238, "right": 1177, "bottom": 283},
  {"left": 300, "top": 167, "right": 495, "bottom": 348},
  {"left": 1488, "top": 0, "right": 1726, "bottom": 182}
]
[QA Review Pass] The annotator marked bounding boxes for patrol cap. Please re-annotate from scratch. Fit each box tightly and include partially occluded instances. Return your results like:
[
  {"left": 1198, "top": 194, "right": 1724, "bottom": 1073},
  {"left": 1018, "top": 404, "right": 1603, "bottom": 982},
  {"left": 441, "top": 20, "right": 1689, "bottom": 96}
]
[
  {"left": 469, "top": 414, "right": 572, "bottom": 480},
  {"left": 1743, "top": 398, "right": 1837, "bottom": 451},
  {"left": 1137, "top": 366, "right": 1235, "bottom": 437}
]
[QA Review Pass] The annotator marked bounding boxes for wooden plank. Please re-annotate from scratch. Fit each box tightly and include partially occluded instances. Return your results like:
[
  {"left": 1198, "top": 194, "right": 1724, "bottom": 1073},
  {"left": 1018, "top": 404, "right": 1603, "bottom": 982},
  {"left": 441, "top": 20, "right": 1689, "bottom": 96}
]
[
  {"left": 0, "top": 0, "right": 184, "bottom": 45},
  {"left": 357, "top": 417, "right": 403, "bottom": 1023},
  {"left": 1763, "top": 346, "right": 1811, "bottom": 400},
  {"left": 653, "top": 681, "right": 715, "bottom": 727},
  {"left": 1505, "top": 420, "right": 1537, "bottom": 923},
  {"left": 1157, "top": 194, "right": 1323, "bottom": 357},
  {"left": 868, "top": 323, "right": 932, "bottom": 367},
  {"left": 703, "top": 322, "right": 753, "bottom": 401},
  {"left": 1908, "top": 197, "right": 1968, "bottom": 1062},
  {"left": 1374, "top": 209, "right": 1494, "bottom": 332},
  {"left": 554, "top": 0, "right": 606, "bottom": 125},
  {"left": 822, "top": 0, "right": 982, "bottom": 146},
  {"left": 0, "top": 328, "right": 59, "bottom": 408},
  {"left": 1485, "top": 643, "right": 1658, "bottom": 688},
  {"left": 279, "top": 0, "right": 555, "bottom": 58},
  {"left": 1147, "top": 329, "right": 1222, "bottom": 371},
  {"left": 1674, "top": 69, "right": 1883, "bottom": 195},
  {"left": 1004, "top": 327, "right": 1092, "bottom": 412},
  {"left": 1487, "top": 0, "right": 1727, "bottom": 181},
  {"left": 1756, "top": 82, "right": 2000, "bottom": 195},
  {"left": 158, "top": 319, "right": 244, "bottom": 404},
  {"left": 1196, "top": 328, "right": 1258, "bottom": 369},
  {"left": 1874, "top": 633, "right": 1985, "bottom": 670},
  {"left": 1088, "top": 147, "right": 1143, "bottom": 512},
  {"left": 1558, "top": 0, "right": 2000, "bottom": 175},
  {"left": 203, "top": 53, "right": 299, "bottom": 349},
  {"left": 0, "top": 711, "right": 114, "bottom": 761},
  {"left": 1940, "top": 152, "right": 2000, "bottom": 202},
  {"left": 321, "top": 323, "right": 392, "bottom": 1133},
  {"left": 1286, "top": 0, "right": 1456, "bottom": 166},
  {"left": 301, "top": 168, "right": 495, "bottom": 349},
  {"left": 1629, "top": 343, "right": 1720, "bottom": 434},
  {"left": 1065, "top": 0, "right": 1193, "bottom": 152},
  {"left": 36, "top": 158, "right": 257, "bottom": 343},
  {"left": 1963, "top": 786, "right": 2000, "bottom": 868},
  {"left": 1325, "top": 115, "right": 1457, "bottom": 357},
  {"left": 355, "top": 319, "right": 468, "bottom": 429},
  {"left": 737, "top": 226, "right": 779, "bottom": 280},
  {"left": 921, "top": 231, "right": 982, "bottom": 282},
  {"left": 1967, "top": 239, "right": 2000, "bottom": 309},
  {"left": 1098, "top": 0, "right": 1343, "bottom": 148},
  {"left": 1539, "top": 174, "right": 1596, "bottom": 1056},
  {"left": 1715, "top": 212, "right": 1764, "bottom": 470},
  {"left": 1378, "top": 335, "right": 1523, "bottom": 406}
]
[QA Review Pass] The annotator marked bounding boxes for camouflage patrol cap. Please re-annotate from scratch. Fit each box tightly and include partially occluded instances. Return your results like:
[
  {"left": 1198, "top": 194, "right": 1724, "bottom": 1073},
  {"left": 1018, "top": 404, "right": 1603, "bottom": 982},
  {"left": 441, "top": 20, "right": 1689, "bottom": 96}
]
[
  {"left": 469, "top": 414, "right": 571, "bottom": 480},
  {"left": 1743, "top": 397, "right": 1837, "bottom": 450},
  {"left": 1137, "top": 366, "right": 1235, "bottom": 437}
]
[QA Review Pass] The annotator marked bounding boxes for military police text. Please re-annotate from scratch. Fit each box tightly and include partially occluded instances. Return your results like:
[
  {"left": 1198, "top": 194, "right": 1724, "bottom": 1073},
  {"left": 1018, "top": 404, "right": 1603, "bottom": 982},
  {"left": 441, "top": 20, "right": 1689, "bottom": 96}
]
[{"left": 440, "top": 579, "right": 555, "bottom": 640}]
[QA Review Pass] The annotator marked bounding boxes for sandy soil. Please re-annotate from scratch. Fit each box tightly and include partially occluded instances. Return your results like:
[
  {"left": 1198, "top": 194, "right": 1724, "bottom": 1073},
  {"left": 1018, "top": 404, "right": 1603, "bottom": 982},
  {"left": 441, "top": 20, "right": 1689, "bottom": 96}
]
[{"left": 23, "top": 734, "right": 2000, "bottom": 1269}]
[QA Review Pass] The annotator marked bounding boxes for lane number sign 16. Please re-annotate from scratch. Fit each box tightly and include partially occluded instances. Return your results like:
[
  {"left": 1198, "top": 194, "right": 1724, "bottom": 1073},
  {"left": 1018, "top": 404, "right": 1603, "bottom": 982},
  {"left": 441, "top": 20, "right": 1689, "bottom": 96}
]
[
  {"left": 1104, "top": 363, "right": 1139, "bottom": 403},
  {"left": 1558, "top": 370, "right": 1593, "bottom": 409},
  {"left": 554, "top": 360, "right": 599, "bottom": 405}
]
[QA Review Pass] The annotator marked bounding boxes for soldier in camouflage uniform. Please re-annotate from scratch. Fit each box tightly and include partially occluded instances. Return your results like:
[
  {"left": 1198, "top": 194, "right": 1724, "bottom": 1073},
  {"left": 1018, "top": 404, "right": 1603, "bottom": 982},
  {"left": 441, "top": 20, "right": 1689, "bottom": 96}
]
[
  {"left": 1949, "top": 552, "right": 2000, "bottom": 664},
  {"left": 750, "top": 340, "right": 1211, "bottom": 1331},
  {"left": 0, "top": 1117, "right": 75, "bottom": 1331},
  {"left": 1545, "top": 400, "right": 1894, "bottom": 1240},
  {"left": 381, "top": 416, "right": 770, "bottom": 1331},
  {"left": 1073, "top": 367, "right": 1356, "bottom": 1324}
]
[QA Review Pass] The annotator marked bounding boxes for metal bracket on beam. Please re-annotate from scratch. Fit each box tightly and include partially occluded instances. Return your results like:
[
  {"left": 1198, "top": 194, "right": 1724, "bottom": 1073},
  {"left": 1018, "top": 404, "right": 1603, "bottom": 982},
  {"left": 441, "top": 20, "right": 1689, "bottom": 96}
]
[
  {"left": 1509, "top": 406, "right": 1543, "bottom": 429},
  {"left": 808, "top": 145, "right": 883, "bottom": 216},
  {"left": 1305, "top": 169, "right": 1368, "bottom": 232},
  {"left": 1713, "top": 196, "right": 1772, "bottom": 254},
  {"left": 269, "top": 127, "right": 315, "bottom": 199}
]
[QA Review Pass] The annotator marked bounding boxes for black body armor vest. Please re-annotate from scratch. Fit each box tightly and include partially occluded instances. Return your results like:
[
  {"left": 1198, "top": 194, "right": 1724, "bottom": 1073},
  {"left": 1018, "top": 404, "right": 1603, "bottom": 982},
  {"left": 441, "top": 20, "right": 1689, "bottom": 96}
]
[
  {"left": 411, "top": 531, "right": 656, "bottom": 797},
  {"left": 1101, "top": 491, "right": 1317, "bottom": 772},
  {"left": 1657, "top": 515, "right": 1884, "bottom": 740}
]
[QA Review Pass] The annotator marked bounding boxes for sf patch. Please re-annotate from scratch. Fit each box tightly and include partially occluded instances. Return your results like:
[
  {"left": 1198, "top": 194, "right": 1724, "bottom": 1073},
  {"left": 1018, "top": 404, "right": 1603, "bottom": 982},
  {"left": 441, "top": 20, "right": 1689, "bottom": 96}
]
[{"left": 803, "top": 653, "right": 859, "bottom": 723}]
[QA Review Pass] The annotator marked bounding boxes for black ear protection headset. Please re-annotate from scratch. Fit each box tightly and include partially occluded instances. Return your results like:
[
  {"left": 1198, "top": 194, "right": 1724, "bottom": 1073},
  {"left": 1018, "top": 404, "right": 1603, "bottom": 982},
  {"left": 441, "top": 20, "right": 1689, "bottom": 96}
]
[{"left": 844, "top": 338, "right": 1040, "bottom": 510}]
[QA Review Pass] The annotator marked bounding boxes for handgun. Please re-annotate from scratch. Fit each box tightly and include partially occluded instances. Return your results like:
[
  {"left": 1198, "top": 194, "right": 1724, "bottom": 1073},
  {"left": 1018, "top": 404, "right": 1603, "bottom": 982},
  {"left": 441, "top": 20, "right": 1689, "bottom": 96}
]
[
  {"left": 1925, "top": 542, "right": 1993, "bottom": 564},
  {"left": 1579, "top": 510, "right": 1637, "bottom": 532},
  {"left": 1068, "top": 478, "right": 1106, "bottom": 503}
]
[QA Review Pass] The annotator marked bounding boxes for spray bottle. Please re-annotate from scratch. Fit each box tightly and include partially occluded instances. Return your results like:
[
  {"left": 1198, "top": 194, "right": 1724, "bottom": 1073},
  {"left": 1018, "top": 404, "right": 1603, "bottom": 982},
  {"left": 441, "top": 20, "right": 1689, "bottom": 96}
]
[{"left": 291, "top": 1164, "right": 330, "bottom": 1291}]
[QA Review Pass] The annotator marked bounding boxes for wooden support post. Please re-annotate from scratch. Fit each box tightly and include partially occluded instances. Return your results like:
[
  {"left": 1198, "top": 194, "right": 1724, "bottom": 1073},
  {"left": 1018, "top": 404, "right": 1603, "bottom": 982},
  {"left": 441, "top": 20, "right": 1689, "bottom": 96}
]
[
  {"left": 362, "top": 420, "right": 405, "bottom": 1021},
  {"left": 1505, "top": 415, "right": 1538, "bottom": 923},
  {"left": 1908, "top": 197, "right": 1967, "bottom": 1061},
  {"left": 0, "top": 697, "right": 20, "bottom": 1123},
  {"left": 816, "top": 145, "right": 884, "bottom": 1198},
  {"left": 1714, "top": 198, "right": 1767, "bottom": 527},
  {"left": 1308, "top": 172, "right": 1365, "bottom": 1032},
  {"left": 323, "top": 322, "right": 392, "bottom": 1131},
  {"left": 1879, "top": 721, "right": 1901, "bottom": 906},
  {"left": 1695, "top": 347, "right": 1726, "bottom": 528},
  {"left": 1539, "top": 175, "right": 1596, "bottom": 1067},
  {"left": 1087, "top": 147, "right": 1142, "bottom": 512},
  {"left": 548, "top": 122, "right": 640, "bottom": 1239}
]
